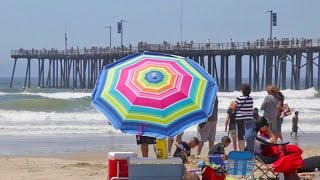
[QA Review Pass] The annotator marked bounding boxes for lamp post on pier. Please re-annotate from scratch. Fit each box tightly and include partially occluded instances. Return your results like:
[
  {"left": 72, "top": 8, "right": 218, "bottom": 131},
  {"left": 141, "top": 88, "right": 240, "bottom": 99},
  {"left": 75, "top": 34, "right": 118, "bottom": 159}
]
[
  {"left": 118, "top": 20, "right": 128, "bottom": 48},
  {"left": 265, "top": 10, "right": 277, "bottom": 39},
  {"left": 180, "top": 0, "right": 183, "bottom": 43},
  {"left": 105, "top": 25, "right": 112, "bottom": 48}
]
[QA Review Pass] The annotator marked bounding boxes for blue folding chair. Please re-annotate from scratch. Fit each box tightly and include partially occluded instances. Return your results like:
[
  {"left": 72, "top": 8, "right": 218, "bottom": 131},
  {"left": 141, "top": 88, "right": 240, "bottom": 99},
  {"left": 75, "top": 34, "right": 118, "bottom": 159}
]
[{"left": 225, "top": 151, "right": 255, "bottom": 179}]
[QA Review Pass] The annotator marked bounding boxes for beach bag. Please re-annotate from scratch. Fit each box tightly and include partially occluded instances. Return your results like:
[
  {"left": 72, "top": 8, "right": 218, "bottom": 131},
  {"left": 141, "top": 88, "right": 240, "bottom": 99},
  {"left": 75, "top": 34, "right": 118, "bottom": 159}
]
[{"left": 281, "top": 103, "right": 292, "bottom": 118}]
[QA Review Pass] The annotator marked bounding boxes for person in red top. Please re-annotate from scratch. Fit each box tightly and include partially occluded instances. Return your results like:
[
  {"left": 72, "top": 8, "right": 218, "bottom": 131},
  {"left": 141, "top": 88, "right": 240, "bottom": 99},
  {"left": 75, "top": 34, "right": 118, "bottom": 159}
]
[
  {"left": 255, "top": 117, "right": 277, "bottom": 157},
  {"left": 255, "top": 117, "right": 304, "bottom": 177}
]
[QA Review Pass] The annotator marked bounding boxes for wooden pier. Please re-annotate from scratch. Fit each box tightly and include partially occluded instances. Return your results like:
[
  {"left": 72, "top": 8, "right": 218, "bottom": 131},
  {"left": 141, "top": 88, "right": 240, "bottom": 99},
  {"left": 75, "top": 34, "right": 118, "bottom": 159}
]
[{"left": 10, "top": 38, "right": 320, "bottom": 91}]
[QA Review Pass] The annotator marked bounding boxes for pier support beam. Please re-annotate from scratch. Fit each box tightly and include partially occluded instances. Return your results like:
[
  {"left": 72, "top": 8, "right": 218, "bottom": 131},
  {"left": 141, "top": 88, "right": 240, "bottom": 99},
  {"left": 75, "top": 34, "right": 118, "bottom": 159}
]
[
  {"left": 10, "top": 58, "right": 17, "bottom": 88},
  {"left": 265, "top": 53, "right": 273, "bottom": 86},
  {"left": 23, "top": 58, "right": 31, "bottom": 89},
  {"left": 305, "top": 52, "right": 313, "bottom": 88},
  {"left": 235, "top": 55, "right": 242, "bottom": 89},
  {"left": 220, "top": 55, "right": 225, "bottom": 90}
]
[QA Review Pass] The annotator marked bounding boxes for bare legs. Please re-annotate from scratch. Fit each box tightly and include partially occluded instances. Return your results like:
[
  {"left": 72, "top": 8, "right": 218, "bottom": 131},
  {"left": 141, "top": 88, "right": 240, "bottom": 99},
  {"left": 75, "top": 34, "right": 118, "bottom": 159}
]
[
  {"left": 208, "top": 140, "right": 214, "bottom": 150},
  {"left": 275, "top": 132, "right": 283, "bottom": 141},
  {"left": 196, "top": 140, "right": 214, "bottom": 155},
  {"left": 231, "top": 136, "right": 237, "bottom": 151},
  {"left": 141, "top": 143, "right": 148, "bottom": 157},
  {"left": 238, "top": 140, "right": 245, "bottom": 151},
  {"left": 167, "top": 137, "right": 174, "bottom": 156},
  {"left": 141, "top": 144, "right": 156, "bottom": 157},
  {"left": 167, "top": 133, "right": 183, "bottom": 156},
  {"left": 196, "top": 141, "right": 204, "bottom": 155}
]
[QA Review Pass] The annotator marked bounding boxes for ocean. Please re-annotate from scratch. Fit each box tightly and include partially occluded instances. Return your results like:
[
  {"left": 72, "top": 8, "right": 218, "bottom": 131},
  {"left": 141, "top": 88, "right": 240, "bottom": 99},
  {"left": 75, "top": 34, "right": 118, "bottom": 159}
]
[{"left": 0, "top": 77, "right": 320, "bottom": 155}]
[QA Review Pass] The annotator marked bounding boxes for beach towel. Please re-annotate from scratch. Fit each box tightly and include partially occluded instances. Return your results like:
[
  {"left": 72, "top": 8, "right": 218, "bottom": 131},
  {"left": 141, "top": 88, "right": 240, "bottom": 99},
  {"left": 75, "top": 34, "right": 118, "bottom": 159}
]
[
  {"left": 273, "top": 145, "right": 304, "bottom": 175},
  {"left": 297, "top": 156, "right": 320, "bottom": 172}
]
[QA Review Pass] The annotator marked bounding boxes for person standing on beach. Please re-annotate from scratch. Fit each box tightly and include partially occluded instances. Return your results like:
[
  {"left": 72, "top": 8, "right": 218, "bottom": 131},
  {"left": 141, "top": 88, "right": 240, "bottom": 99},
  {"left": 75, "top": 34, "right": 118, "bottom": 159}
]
[
  {"left": 225, "top": 101, "right": 238, "bottom": 151},
  {"left": 136, "top": 135, "right": 156, "bottom": 157},
  {"left": 196, "top": 97, "right": 218, "bottom": 155},
  {"left": 261, "top": 85, "right": 279, "bottom": 133},
  {"left": 291, "top": 111, "right": 299, "bottom": 136},
  {"left": 167, "top": 132, "right": 183, "bottom": 156},
  {"left": 235, "top": 83, "right": 254, "bottom": 152},
  {"left": 253, "top": 107, "right": 260, "bottom": 122},
  {"left": 276, "top": 91, "right": 285, "bottom": 141}
]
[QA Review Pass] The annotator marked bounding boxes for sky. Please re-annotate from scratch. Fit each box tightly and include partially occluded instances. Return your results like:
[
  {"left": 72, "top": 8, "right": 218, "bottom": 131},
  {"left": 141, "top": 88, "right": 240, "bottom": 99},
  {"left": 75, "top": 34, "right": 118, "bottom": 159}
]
[{"left": 0, "top": 0, "right": 319, "bottom": 77}]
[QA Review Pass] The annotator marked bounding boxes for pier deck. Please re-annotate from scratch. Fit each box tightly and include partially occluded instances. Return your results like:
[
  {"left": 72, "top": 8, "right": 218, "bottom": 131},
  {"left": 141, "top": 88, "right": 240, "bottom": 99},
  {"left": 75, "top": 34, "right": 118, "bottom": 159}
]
[{"left": 10, "top": 38, "right": 320, "bottom": 91}]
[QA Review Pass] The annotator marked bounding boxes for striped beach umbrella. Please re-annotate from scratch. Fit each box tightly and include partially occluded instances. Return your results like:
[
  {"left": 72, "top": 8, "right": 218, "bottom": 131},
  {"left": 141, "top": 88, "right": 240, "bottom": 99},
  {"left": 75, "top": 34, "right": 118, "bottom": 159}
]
[{"left": 91, "top": 51, "right": 218, "bottom": 138}]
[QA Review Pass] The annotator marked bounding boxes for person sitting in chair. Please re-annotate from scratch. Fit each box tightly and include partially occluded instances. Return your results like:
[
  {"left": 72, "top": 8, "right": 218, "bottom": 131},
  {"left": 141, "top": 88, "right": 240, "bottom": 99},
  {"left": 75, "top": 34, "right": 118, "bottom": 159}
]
[
  {"left": 255, "top": 117, "right": 304, "bottom": 177},
  {"left": 255, "top": 117, "right": 277, "bottom": 157}
]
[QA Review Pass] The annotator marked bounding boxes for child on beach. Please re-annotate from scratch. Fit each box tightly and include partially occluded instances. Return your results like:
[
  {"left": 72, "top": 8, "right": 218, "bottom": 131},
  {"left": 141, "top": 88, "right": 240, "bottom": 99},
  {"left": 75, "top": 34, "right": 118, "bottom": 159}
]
[
  {"left": 253, "top": 107, "right": 260, "bottom": 121},
  {"left": 225, "top": 101, "right": 237, "bottom": 151},
  {"left": 291, "top": 111, "right": 299, "bottom": 136},
  {"left": 167, "top": 132, "right": 183, "bottom": 156},
  {"left": 208, "top": 136, "right": 231, "bottom": 160},
  {"left": 173, "top": 137, "right": 199, "bottom": 164}
]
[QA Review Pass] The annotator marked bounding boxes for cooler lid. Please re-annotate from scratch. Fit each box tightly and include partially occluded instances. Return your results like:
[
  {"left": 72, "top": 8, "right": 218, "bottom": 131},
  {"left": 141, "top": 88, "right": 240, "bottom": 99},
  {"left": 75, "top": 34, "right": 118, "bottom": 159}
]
[
  {"left": 108, "top": 152, "right": 137, "bottom": 159},
  {"left": 129, "top": 157, "right": 183, "bottom": 165}
]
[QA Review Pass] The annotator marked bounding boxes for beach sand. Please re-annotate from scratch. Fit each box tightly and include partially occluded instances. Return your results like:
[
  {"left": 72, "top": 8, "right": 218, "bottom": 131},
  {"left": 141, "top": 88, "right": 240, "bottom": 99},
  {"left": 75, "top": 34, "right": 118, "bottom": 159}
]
[{"left": 0, "top": 145, "right": 319, "bottom": 180}]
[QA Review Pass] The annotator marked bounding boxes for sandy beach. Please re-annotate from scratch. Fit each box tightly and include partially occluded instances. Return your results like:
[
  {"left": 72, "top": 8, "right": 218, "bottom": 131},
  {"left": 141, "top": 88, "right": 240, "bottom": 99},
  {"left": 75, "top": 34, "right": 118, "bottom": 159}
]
[{"left": 0, "top": 141, "right": 319, "bottom": 180}]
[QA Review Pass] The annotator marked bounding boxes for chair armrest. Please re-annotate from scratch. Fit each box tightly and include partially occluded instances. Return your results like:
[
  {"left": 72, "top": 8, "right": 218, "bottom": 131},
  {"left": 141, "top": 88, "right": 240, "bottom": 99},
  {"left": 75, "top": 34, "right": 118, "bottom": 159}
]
[
  {"left": 274, "top": 142, "right": 289, "bottom": 146},
  {"left": 256, "top": 137, "right": 289, "bottom": 147}
]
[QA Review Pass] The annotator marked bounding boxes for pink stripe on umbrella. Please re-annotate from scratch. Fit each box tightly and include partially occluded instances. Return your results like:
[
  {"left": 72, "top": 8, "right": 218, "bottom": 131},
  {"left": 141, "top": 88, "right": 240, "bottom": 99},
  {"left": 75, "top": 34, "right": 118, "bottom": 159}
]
[
  {"left": 116, "top": 80, "right": 191, "bottom": 109},
  {"left": 117, "top": 59, "right": 192, "bottom": 100}
]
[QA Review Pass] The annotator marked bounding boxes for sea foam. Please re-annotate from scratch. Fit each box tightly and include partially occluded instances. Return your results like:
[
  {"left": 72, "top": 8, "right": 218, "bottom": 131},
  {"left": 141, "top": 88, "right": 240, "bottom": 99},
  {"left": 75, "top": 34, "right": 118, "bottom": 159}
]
[{"left": 0, "top": 88, "right": 319, "bottom": 136}]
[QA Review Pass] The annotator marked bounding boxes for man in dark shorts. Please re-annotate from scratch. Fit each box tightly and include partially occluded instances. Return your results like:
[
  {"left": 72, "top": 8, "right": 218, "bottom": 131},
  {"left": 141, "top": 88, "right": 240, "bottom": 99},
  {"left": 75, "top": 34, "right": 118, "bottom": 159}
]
[{"left": 136, "top": 135, "right": 156, "bottom": 157}]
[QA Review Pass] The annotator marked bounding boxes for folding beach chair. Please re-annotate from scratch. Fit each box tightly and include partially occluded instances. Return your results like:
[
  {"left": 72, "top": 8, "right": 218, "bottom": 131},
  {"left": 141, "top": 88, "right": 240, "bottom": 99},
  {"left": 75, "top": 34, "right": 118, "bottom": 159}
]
[
  {"left": 255, "top": 153, "right": 279, "bottom": 179},
  {"left": 254, "top": 137, "right": 289, "bottom": 179},
  {"left": 225, "top": 151, "right": 255, "bottom": 179}
]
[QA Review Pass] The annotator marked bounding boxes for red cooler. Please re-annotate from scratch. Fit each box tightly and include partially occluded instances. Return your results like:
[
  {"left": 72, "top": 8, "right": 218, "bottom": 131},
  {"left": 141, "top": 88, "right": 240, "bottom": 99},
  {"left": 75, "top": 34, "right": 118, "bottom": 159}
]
[{"left": 108, "top": 152, "right": 137, "bottom": 180}]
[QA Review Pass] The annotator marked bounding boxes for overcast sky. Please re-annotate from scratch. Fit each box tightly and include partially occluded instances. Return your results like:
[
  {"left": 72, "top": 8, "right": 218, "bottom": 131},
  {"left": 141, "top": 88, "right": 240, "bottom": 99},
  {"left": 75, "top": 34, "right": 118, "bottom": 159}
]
[{"left": 0, "top": 0, "right": 319, "bottom": 77}]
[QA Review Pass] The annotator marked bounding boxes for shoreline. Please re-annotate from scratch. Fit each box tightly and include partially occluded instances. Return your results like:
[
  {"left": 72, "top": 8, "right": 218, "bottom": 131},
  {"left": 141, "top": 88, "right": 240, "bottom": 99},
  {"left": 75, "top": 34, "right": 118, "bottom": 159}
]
[{"left": 0, "top": 131, "right": 318, "bottom": 156}]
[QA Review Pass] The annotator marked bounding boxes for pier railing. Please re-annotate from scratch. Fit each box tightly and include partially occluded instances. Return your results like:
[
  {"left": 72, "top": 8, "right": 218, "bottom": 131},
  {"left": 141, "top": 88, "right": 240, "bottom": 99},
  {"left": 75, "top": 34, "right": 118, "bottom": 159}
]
[{"left": 11, "top": 38, "right": 320, "bottom": 57}]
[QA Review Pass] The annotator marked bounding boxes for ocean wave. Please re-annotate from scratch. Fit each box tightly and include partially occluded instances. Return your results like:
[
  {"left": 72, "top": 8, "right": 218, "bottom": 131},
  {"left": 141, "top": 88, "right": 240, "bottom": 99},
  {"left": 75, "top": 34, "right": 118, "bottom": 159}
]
[
  {"left": 218, "top": 87, "right": 318, "bottom": 99},
  {"left": 0, "top": 125, "right": 119, "bottom": 136},
  {"left": 0, "top": 110, "right": 120, "bottom": 135},
  {"left": 0, "top": 109, "right": 319, "bottom": 136},
  {"left": 0, "top": 110, "right": 105, "bottom": 123},
  {"left": 23, "top": 92, "right": 91, "bottom": 99},
  {"left": 0, "top": 87, "right": 318, "bottom": 100},
  {"left": 0, "top": 91, "right": 91, "bottom": 99},
  {"left": 0, "top": 97, "right": 92, "bottom": 112}
]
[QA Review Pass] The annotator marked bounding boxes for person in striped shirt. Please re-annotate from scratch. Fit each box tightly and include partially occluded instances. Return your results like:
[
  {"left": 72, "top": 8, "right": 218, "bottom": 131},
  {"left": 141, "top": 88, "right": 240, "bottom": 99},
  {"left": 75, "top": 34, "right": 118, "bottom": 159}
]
[{"left": 235, "top": 83, "right": 255, "bottom": 152}]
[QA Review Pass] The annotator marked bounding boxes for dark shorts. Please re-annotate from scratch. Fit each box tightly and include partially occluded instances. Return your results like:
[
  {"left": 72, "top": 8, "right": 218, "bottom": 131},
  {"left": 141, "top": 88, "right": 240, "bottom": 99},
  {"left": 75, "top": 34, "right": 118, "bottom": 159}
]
[
  {"left": 292, "top": 124, "right": 298, "bottom": 132},
  {"left": 236, "top": 119, "right": 245, "bottom": 141},
  {"left": 136, "top": 135, "right": 156, "bottom": 145}
]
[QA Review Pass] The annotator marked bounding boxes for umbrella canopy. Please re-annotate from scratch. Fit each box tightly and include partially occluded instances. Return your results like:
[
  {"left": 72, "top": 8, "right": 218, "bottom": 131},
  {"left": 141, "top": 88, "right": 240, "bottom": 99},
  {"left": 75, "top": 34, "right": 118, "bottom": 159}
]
[{"left": 91, "top": 51, "right": 218, "bottom": 138}]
